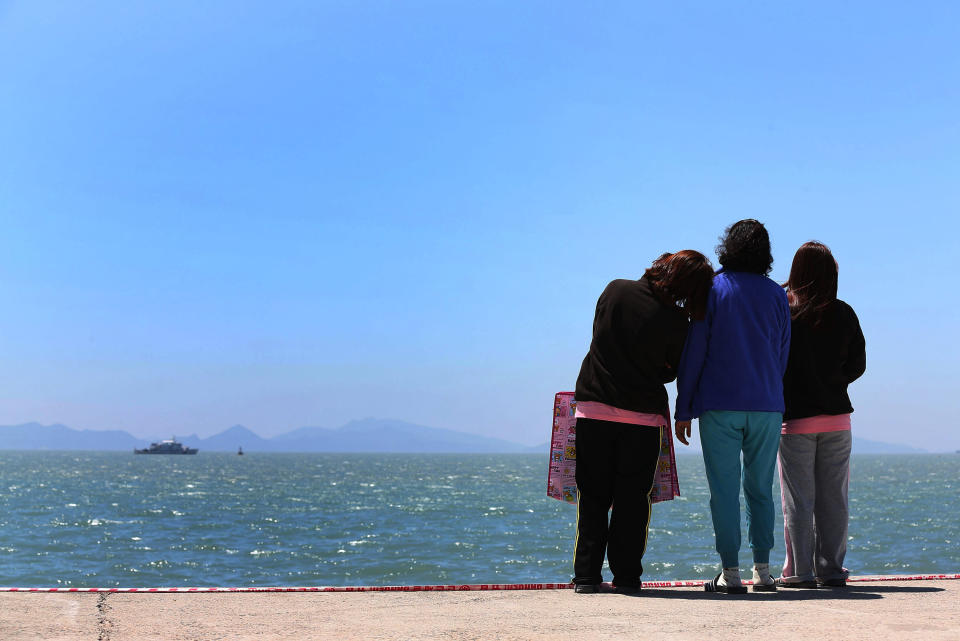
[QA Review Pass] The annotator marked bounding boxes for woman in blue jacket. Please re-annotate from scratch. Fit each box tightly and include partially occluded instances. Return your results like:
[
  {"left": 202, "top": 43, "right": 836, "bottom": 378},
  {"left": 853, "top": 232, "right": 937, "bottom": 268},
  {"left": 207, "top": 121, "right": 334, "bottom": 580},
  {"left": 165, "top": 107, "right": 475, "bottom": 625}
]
[{"left": 675, "top": 219, "right": 791, "bottom": 594}]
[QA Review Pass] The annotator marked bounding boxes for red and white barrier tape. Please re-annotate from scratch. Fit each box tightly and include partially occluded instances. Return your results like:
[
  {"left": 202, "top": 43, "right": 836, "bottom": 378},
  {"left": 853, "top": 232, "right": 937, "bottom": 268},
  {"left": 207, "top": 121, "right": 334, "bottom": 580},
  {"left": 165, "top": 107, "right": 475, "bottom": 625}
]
[
  {"left": 845, "top": 574, "right": 960, "bottom": 583},
  {"left": 1, "top": 574, "right": 957, "bottom": 593},
  {"left": 0, "top": 583, "right": 573, "bottom": 593}
]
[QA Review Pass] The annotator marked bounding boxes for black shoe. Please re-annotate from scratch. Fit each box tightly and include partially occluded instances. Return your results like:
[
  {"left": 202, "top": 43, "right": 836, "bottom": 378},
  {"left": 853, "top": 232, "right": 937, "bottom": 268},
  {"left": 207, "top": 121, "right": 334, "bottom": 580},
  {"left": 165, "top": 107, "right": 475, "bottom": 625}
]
[
  {"left": 751, "top": 579, "right": 777, "bottom": 593},
  {"left": 818, "top": 578, "right": 846, "bottom": 588},
  {"left": 775, "top": 578, "right": 820, "bottom": 589},
  {"left": 574, "top": 583, "right": 600, "bottom": 594},
  {"left": 613, "top": 584, "right": 641, "bottom": 594}
]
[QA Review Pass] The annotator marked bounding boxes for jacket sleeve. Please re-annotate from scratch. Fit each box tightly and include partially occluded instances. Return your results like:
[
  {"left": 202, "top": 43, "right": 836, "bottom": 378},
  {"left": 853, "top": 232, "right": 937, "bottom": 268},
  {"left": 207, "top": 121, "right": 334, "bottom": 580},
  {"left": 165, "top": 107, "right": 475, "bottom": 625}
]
[
  {"left": 842, "top": 306, "right": 866, "bottom": 384},
  {"left": 674, "top": 316, "right": 708, "bottom": 421},
  {"left": 779, "top": 294, "right": 792, "bottom": 376}
]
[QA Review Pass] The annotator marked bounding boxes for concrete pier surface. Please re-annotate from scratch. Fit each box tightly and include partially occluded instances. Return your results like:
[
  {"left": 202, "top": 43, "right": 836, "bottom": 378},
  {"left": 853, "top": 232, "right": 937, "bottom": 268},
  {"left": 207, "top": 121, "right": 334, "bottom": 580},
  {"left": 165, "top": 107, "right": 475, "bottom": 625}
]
[{"left": 2, "top": 579, "right": 957, "bottom": 640}]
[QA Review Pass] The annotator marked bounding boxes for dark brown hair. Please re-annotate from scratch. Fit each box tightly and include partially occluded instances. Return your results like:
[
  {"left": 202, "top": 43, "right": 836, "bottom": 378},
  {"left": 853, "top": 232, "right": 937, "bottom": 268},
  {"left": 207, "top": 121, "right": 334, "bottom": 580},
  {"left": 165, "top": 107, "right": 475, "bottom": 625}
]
[
  {"left": 645, "top": 250, "right": 714, "bottom": 321},
  {"left": 783, "top": 241, "right": 838, "bottom": 325}
]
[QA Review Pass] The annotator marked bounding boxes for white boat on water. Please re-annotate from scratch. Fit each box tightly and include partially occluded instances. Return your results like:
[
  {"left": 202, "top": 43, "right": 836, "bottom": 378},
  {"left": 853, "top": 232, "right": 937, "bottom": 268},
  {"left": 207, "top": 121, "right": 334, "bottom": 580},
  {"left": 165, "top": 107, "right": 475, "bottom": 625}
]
[{"left": 134, "top": 437, "right": 198, "bottom": 455}]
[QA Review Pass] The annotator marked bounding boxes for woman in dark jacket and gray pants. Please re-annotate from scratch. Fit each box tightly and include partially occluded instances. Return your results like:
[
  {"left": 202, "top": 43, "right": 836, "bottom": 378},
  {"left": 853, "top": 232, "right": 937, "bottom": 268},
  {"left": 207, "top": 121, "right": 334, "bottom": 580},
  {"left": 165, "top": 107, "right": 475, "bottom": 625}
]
[{"left": 778, "top": 241, "right": 866, "bottom": 588}]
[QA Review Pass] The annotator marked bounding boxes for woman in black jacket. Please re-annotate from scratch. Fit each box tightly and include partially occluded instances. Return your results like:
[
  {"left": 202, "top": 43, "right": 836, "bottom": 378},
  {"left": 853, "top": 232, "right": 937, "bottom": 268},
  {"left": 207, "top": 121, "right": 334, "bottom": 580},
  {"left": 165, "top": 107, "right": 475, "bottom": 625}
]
[
  {"left": 572, "top": 250, "right": 713, "bottom": 593},
  {"left": 777, "top": 241, "right": 866, "bottom": 588}
]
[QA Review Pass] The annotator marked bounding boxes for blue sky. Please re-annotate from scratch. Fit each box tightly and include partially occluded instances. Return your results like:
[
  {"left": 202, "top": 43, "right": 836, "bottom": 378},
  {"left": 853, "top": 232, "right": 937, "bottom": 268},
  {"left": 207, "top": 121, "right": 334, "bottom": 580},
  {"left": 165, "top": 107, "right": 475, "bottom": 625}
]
[{"left": 0, "top": 2, "right": 957, "bottom": 449}]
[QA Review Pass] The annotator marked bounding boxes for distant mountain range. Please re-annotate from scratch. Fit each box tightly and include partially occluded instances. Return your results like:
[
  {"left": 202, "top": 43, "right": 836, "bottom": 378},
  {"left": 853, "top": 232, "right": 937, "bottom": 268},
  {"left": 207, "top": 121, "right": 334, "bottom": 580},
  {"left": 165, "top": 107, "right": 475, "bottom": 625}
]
[
  {"left": 0, "top": 419, "right": 545, "bottom": 454},
  {"left": 850, "top": 436, "right": 927, "bottom": 454},
  {"left": 0, "top": 420, "right": 932, "bottom": 454}
]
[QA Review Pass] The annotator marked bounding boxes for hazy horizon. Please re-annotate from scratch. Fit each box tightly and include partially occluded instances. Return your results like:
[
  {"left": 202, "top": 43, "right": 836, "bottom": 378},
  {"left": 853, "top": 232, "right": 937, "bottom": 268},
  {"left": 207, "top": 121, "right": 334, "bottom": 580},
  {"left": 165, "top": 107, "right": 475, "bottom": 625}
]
[
  {"left": 0, "top": 418, "right": 940, "bottom": 455},
  {"left": 1, "top": 3, "right": 958, "bottom": 452}
]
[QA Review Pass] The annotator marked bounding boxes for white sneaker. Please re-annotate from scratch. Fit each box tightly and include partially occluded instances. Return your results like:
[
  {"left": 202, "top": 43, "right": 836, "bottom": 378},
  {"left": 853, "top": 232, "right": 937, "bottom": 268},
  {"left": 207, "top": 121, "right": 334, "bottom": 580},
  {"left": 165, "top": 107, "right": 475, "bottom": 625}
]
[{"left": 752, "top": 563, "right": 777, "bottom": 592}]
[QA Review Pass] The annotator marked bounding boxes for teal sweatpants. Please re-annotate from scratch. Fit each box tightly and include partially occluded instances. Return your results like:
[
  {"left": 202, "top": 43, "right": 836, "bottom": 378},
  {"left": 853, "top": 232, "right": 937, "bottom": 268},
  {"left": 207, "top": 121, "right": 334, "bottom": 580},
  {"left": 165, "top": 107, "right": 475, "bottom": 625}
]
[{"left": 699, "top": 410, "right": 782, "bottom": 568}]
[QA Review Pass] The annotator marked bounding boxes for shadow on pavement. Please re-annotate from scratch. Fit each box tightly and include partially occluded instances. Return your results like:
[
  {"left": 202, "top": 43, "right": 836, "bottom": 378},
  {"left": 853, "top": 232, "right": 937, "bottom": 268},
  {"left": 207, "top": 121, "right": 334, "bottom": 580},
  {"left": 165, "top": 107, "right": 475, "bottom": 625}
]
[
  {"left": 845, "top": 585, "right": 945, "bottom": 594},
  {"left": 621, "top": 588, "right": 880, "bottom": 600},
  {"left": 612, "top": 584, "right": 945, "bottom": 599}
]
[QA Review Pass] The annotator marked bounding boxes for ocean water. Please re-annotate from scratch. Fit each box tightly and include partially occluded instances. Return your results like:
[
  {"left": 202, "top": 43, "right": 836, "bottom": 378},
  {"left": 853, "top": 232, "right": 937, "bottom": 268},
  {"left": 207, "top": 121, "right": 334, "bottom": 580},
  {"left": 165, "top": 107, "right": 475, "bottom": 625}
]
[{"left": 0, "top": 452, "right": 956, "bottom": 587}]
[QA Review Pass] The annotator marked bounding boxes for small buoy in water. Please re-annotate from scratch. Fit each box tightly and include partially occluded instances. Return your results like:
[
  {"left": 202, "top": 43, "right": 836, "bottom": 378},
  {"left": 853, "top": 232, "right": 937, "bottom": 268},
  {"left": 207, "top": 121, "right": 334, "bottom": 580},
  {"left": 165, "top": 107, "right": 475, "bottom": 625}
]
[{"left": 238, "top": 446, "right": 244, "bottom": 456}]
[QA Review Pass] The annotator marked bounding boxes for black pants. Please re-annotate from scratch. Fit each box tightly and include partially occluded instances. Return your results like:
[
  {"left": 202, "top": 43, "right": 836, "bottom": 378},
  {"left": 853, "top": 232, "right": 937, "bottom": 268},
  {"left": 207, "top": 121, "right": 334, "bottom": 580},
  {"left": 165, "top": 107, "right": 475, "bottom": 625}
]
[{"left": 573, "top": 418, "right": 662, "bottom": 587}]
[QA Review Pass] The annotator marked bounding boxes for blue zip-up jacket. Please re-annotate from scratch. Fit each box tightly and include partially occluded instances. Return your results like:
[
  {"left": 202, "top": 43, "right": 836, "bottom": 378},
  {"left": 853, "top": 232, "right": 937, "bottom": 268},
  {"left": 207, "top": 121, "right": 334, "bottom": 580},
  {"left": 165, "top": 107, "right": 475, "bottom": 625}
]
[{"left": 675, "top": 270, "right": 791, "bottom": 421}]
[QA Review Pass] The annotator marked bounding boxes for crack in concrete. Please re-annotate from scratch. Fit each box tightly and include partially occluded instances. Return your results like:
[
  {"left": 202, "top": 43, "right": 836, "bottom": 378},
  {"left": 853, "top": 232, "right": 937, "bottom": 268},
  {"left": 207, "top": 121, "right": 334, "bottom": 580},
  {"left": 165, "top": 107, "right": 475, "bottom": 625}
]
[{"left": 96, "top": 592, "right": 112, "bottom": 641}]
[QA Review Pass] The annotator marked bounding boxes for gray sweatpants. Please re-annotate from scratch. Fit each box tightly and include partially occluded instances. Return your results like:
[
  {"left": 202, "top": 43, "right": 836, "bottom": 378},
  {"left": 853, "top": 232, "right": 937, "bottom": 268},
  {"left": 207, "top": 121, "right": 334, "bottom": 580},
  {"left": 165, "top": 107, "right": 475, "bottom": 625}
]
[{"left": 778, "top": 430, "right": 852, "bottom": 582}]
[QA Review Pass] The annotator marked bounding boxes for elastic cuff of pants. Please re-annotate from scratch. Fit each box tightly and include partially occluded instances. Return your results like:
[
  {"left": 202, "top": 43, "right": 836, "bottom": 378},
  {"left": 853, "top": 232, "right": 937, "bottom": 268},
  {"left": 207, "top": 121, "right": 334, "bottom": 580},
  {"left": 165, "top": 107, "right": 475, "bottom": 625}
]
[
  {"left": 752, "top": 550, "right": 771, "bottom": 564},
  {"left": 720, "top": 556, "right": 739, "bottom": 569}
]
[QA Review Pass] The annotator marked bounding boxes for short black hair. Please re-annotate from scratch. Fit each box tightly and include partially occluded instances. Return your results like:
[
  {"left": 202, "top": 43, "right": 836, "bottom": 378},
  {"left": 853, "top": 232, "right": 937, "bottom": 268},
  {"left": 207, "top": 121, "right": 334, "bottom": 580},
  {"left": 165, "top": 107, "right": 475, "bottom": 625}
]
[{"left": 716, "top": 219, "right": 773, "bottom": 275}]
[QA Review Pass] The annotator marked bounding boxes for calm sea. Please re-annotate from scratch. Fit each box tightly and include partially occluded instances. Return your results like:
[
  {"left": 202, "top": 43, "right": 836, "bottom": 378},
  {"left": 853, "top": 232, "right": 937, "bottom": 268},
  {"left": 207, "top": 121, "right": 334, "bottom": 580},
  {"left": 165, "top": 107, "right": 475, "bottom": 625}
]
[{"left": 0, "top": 452, "right": 956, "bottom": 587}]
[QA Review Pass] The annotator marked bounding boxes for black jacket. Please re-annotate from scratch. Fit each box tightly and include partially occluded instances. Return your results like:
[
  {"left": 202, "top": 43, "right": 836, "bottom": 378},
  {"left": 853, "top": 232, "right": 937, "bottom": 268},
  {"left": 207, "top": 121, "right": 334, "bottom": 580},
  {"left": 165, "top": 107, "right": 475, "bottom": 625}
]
[
  {"left": 575, "top": 277, "right": 689, "bottom": 418},
  {"left": 782, "top": 299, "right": 866, "bottom": 421}
]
